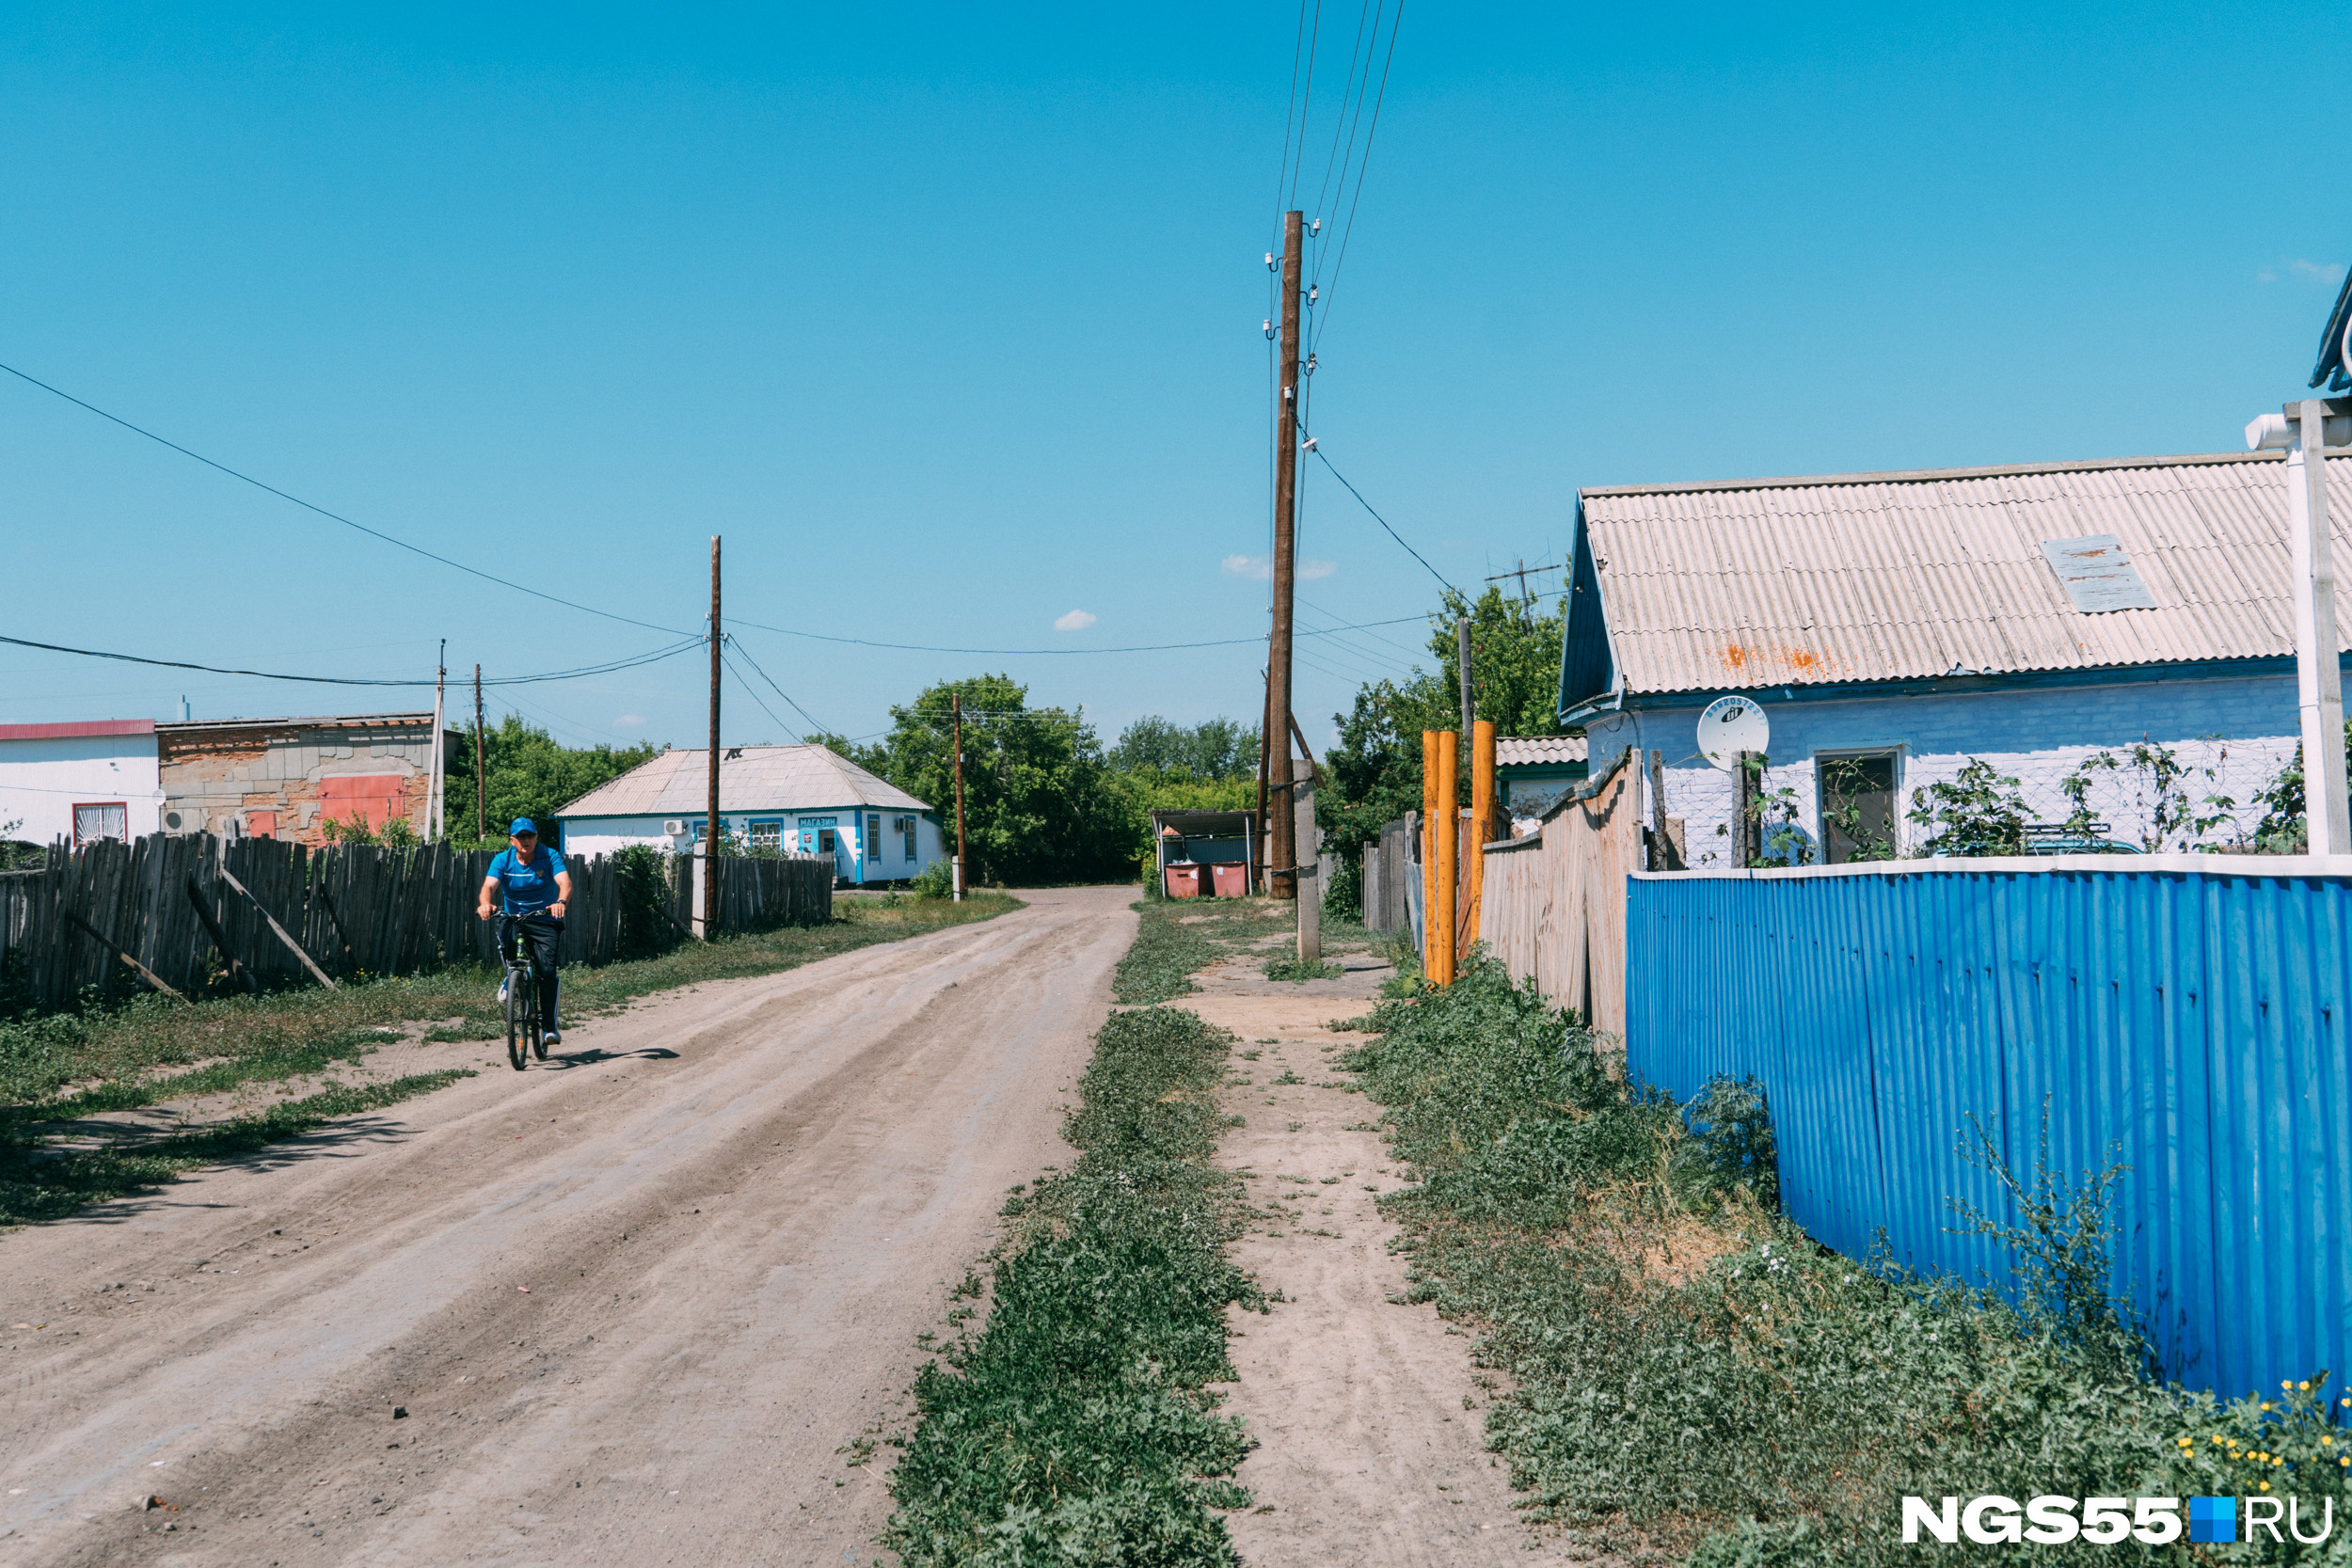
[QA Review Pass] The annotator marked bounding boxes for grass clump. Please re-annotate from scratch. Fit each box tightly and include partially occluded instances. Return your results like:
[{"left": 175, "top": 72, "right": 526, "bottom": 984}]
[
  {"left": 1262, "top": 954, "right": 1342, "bottom": 983},
  {"left": 0, "top": 1069, "right": 470, "bottom": 1225},
  {"left": 884, "top": 1004, "right": 1260, "bottom": 1566},
  {"left": 1344, "top": 959, "right": 2257, "bottom": 1564},
  {"left": 1111, "top": 895, "right": 1295, "bottom": 1004}
]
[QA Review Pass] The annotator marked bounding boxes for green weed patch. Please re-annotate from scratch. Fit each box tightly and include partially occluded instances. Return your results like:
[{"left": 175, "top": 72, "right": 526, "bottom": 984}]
[
  {"left": 1343, "top": 961, "right": 2256, "bottom": 1565},
  {"left": 0, "top": 1069, "right": 471, "bottom": 1226},
  {"left": 884, "top": 1005, "right": 1261, "bottom": 1566},
  {"left": 1112, "top": 895, "right": 1296, "bottom": 1004}
]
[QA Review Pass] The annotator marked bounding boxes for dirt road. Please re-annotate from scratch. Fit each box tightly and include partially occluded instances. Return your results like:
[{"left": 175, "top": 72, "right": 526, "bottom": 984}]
[{"left": 0, "top": 887, "right": 1133, "bottom": 1568}]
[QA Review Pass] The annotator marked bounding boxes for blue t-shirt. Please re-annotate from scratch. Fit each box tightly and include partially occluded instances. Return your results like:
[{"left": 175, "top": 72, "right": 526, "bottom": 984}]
[{"left": 487, "top": 845, "right": 567, "bottom": 914}]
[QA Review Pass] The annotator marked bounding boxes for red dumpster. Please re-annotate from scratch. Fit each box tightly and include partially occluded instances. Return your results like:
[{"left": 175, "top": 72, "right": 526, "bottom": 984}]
[
  {"left": 1164, "top": 864, "right": 1208, "bottom": 899},
  {"left": 1210, "top": 863, "right": 1248, "bottom": 897}
]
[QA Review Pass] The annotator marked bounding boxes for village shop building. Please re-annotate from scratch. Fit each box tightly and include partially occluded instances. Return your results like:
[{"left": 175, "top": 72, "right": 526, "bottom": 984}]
[
  {"left": 555, "top": 744, "right": 942, "bottom": 886},
  {"left": 0, "top": 720, "right": 166, "bottom": 847},
  {"left": 1558, "top": 451, "right": 2352, "bottom": 863}
]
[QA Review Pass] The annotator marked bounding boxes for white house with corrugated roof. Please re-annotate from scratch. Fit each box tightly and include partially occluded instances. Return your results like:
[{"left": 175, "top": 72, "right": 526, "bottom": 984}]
[
  {"left": 1559, "top": 451, "right": 2351, "bottom": 863},
  {"left": 554, "top": 744, "right": 942, "bottom": 886}
]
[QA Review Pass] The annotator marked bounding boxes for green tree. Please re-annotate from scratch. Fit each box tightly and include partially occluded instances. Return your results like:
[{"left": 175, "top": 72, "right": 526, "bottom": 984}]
[
  {"left": 444, "top": 715, "right": 662, "bottom": 847},
  {"left": 1107, "top": 715, "right": 1260, "bottom": 780},
  {"left": 813, "top": 674, "right": 1131, "bottom": 885},
  {"left": 1319, "top": 584, "right": 1570, "bottom": 858}
]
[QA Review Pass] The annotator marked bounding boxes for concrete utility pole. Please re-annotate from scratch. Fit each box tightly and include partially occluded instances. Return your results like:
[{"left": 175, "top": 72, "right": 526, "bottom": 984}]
[
  {"left": 1267, "top": 208, "right": 1304, "bottom": 900},
  {"left": 2248, "top": 399, "right": 2352, "bottom": 854},
  {"left": 472, "top": 664, "right": 485, "bottom": 842},
  {"left": 1295, "top": 768, "right": 1320, "bottom": 962},
  {"left": 707, "top": 535, "right": 722, "bottom": 936},
  {"left": 1456, "top": 614, "right": 1473, "bottom": 760},
  {"left": 952, "top": 691, "right": 967, "bottom": 900}
]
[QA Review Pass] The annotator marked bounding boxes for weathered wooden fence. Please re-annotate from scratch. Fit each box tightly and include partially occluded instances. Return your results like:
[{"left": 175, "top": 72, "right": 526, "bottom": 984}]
[
  {"left": 1476, "top": 746, "right": 1641, "bottom": 1036},
  {"left": 669, "top": 851, "right": 834, "bottom": 936},
  {"left": 1359, "top": 813, "right": 1417, "bottom": 932},
  {"left": 0, "top": 834, "right": 833, "bottom": 1010}
]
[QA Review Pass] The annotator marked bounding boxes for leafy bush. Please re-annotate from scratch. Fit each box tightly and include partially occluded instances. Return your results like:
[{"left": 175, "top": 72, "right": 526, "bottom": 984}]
[
  {"left": 1340, "top": 962, "right": 2271, "bottom": 1564},
  {"left": 1906, "top": 757, "right": 2031, "bottom": 855},
  {"left": 612, "top": 844, "right": 679, "bottom": 958},
  {"left": 911, "top": 858, "right": 955, "bottom": 900},
  {"left": 885, "top": 1006, "right": 1257, "bottom": 1566}
]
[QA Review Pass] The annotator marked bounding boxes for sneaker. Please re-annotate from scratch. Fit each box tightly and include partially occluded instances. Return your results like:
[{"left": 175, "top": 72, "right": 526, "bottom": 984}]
[
  {"left": 496, "top": 977, "right": 509, "bottom": 1005},
  {"left": 542, "top": 1029, "right": 562, "bottom": 1048}
]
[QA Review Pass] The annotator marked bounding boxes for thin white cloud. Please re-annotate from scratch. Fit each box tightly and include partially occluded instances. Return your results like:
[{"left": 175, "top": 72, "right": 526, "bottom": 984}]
[
  {"left": 614, "top": 714, "right": 645, "bottom": 726},
  {"left": 1224, "top": 553, "right": 1335, "bottom": 580},
  {"left": 2262, "top": 259, "right": 2344, "bottom": 285},
  {"left": 1054, "top": 609, "right": 1098, "bottom": 631}
]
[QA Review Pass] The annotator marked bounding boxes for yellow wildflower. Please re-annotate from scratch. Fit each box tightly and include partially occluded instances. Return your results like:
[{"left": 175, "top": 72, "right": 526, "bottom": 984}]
[
  {"left": 2302, "top": 1381, "right": 2313, "bottom": 1392},
  {"left": 2263, "top": 1481, "right": 2273, "bottom": 1492}
]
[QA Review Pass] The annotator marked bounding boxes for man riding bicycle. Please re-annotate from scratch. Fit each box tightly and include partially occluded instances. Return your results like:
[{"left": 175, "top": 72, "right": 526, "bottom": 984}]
[{"left": 478, "top": 817, "right": 572, "bottom": 1048}]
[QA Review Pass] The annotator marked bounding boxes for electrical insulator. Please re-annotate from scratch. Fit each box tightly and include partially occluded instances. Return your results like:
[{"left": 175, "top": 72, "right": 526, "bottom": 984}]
[
  {"left": 1305, "top": 353, "right": 1317, "bottom": 374},
  {"left": 1308, "top": 285, "right": 1318, "bottom": 304},
  {"left": 1310, "top": 218, "right": 1322, "bottom": 235},
  {"left": 1262, "top": 319, "right": 1274, "bottom": 340},
  {"left": 1263, "top": 252, "right": 1276, "bottom": 270}
]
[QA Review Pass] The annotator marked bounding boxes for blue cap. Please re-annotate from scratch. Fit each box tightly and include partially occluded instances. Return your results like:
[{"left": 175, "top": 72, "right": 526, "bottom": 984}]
[{"left": 511, "top": 817, "right": 537, "bottom": 836}]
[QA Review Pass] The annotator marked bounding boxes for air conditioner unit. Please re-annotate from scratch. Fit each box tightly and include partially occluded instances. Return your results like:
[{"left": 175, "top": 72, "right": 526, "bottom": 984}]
[
  {"left": 898, "top": 816, "right": 914, "bottom": 833},
  {"left": 663, "top": 820, "right": 685, "bottom": 837}
]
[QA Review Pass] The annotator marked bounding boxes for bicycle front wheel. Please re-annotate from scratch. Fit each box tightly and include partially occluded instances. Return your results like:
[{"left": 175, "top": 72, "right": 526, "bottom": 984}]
[{"left": 505, "top": 974, "right": 528, "bottom": 1071}]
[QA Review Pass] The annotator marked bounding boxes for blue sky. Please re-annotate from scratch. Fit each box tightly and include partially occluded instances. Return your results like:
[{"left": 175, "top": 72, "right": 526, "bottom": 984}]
[{"left": 5, "top": 2, "right": 2346, "bottom": 754}]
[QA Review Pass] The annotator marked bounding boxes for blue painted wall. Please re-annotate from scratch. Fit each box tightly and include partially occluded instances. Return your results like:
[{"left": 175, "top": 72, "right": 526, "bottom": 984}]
[
  {"left": 1582, "top": 668, "right": 2319, "bottom": 864},
  {"left": 1627, "top": 862, "right": 2352, "bottom": 1402}
]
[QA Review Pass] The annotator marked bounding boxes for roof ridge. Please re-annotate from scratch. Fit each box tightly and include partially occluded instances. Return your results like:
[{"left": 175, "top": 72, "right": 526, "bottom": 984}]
[{"left": 1579, "top": 450, "right": 2281, "bottom": 500}]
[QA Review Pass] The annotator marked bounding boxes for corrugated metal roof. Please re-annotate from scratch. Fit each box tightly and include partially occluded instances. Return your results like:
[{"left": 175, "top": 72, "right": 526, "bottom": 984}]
[
  {"left": 0, "top": 719, "right": 156, "bottom": 741},
  {"left": 1578, "top": 451, "right": 2352, "bottom": 696},
  {"left": 1494, "top": 736, "right": 1587, "bottom": 766},
  {"left": 556, "top": 745, "right": 930, "bottom": 818}
]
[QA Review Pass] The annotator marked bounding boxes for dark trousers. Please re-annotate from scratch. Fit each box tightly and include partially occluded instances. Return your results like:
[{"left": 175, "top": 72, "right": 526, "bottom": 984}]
[{"left": 501, "top": 915, "right": 564, "bottom": 1028}]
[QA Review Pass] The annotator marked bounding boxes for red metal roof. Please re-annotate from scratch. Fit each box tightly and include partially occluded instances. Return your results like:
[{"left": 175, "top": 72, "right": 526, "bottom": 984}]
[{"left": 0, "top": 719, "right": 157, "bottom": 742}]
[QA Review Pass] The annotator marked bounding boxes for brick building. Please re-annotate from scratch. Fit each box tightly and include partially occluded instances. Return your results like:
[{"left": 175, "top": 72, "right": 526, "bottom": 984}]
[
  {"left": 1558, "top": 451, "right": 2351, "bottom": 863},
  {"left": 156, "top": 713, "right": 449, "bottom": 846}
]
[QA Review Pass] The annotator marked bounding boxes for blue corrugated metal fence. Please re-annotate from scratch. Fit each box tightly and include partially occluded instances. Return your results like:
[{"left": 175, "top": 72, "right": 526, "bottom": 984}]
[{"left": 1627, "top": 859, "right": 2352, "bottom": 1402}]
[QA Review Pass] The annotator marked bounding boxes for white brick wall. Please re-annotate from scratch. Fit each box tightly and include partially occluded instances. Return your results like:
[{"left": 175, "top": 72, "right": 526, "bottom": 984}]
[{"left": 1583, "top": 669, "right": 2329, "bottom": 863}]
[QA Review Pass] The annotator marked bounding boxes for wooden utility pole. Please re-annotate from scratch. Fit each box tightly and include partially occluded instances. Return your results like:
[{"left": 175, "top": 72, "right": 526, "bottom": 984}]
[
  {"left": 706, "top": 535, "right": 722, "bottom": 936},
  {"left": 952, "top": 691, "right": 967, "bottom": 900},
  {"left": 472, "top": 664, "right": 485, "bottom": 841},
  {"left": 1266, "top": 208, "right": 1304, "bottom": 900}
]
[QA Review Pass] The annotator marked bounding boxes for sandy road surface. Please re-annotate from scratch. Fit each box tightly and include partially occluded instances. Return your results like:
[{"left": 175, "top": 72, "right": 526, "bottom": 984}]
[{"left": 0, "top": 887, "right": 1134, "bottom": 1568}]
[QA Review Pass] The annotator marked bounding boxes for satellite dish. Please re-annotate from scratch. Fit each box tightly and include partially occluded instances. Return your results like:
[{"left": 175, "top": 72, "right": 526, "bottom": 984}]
[{"left": 1697, "top": 696, "right": 1770, "bottom": 770}]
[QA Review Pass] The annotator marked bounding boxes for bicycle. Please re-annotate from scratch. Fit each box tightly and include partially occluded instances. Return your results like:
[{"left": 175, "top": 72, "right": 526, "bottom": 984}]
[{"left": 498, "top": 914, "right": 551, "bottom": 1071}]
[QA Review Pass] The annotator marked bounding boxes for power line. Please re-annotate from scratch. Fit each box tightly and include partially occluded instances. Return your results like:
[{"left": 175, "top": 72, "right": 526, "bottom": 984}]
[
  {"left": 0, "top": 358, "right": 692, "bottom": 637},
  {"left": 1283, "top": 0, "right": 1328, "bottom": 211},
  {"left": 723, "top": 635, "right": 829, "bottom": 737},
  {"left": 0, "top": 630, "right": 703, "bottom": 689},
  {"left": 719, "top": 647, "right": 804, "bottom": 745},
  {"left": 1309, "top": 0, "right": 1378, "bottom": 221},
  {"left": 1309, "top": 447, "right": 1454, "bottom": 593},
  {"left": 1311, "top": 0, "right": 1403, "bottom": 351},
  {"left": 725, "top": 613, "right": 1425, "bottom": 657}
]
